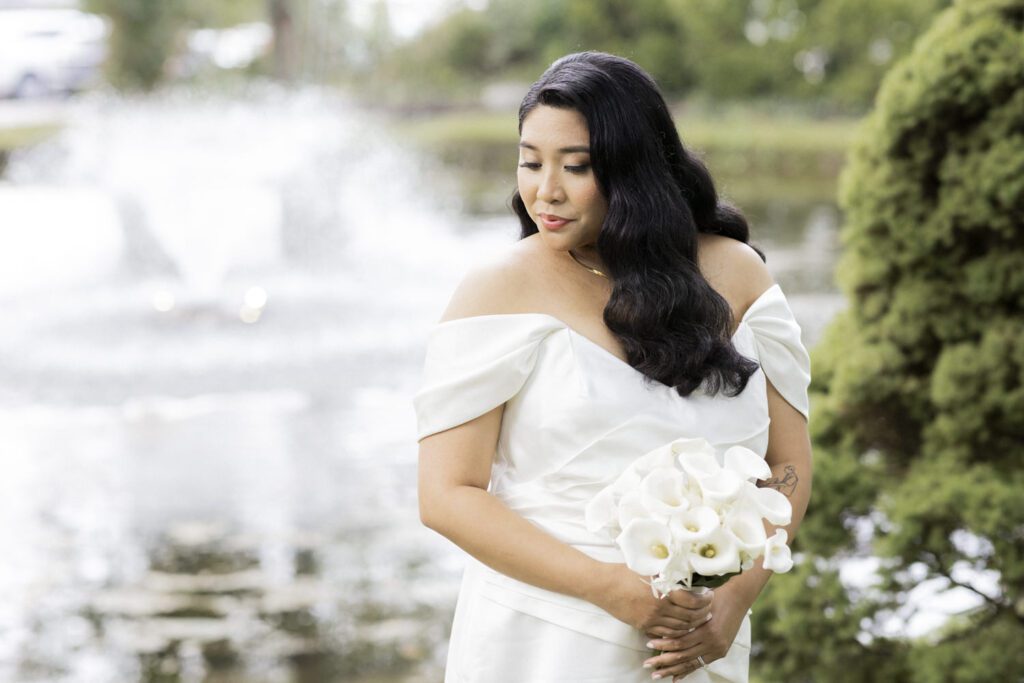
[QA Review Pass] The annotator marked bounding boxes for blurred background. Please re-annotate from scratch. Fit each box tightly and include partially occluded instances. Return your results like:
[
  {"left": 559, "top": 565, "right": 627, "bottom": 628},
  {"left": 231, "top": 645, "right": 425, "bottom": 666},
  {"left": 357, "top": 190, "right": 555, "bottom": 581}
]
[{"left": 0, "top": 0, "right": 971, "bottom": 681}]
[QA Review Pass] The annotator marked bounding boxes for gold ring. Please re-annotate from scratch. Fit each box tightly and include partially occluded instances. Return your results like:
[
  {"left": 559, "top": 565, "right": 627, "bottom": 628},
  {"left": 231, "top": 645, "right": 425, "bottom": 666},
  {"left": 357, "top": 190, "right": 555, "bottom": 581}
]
[{"left": 697, "top": 655, "right": 707, "bottom": 669}]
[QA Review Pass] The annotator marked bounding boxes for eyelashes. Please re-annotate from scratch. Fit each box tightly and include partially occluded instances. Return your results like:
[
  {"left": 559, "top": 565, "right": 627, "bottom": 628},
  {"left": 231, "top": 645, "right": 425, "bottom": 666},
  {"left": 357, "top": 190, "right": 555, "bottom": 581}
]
[{"left": 518, "top": 162, "right": 591, "bottom": 174}]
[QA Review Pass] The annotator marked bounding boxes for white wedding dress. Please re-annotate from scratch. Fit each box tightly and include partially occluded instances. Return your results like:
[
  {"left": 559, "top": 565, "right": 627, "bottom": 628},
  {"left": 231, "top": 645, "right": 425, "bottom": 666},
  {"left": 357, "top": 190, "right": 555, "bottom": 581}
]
[{"left": 413, "top": 283, "right": 811, "bottom": 683}]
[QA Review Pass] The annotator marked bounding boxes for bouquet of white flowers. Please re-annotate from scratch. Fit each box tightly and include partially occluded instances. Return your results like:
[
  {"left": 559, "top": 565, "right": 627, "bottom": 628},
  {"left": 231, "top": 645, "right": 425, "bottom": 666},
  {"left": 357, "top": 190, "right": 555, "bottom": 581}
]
[{"left": 585, "top": 436, "right": 794, "bottom": 598}]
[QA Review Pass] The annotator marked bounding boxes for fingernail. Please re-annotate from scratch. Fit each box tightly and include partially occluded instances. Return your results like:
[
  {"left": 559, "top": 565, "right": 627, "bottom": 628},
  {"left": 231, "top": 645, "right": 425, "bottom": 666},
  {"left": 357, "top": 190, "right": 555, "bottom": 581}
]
[
  {"left": 707, "top": 612, "right": 713, "bottom": 621},
  {"left": 652, "top": 674, "right": 662, "bottom": 680},
  {"left": 646, "top": 641, "right": 655, "bottom": 649},
  {"left": 643, "top": 663, "right": 653, "bottom": 669}
]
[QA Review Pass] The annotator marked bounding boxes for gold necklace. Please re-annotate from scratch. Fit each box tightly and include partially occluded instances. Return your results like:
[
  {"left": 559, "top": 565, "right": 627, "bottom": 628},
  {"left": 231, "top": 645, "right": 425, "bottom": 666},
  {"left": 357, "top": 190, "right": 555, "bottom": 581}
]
[{"left": 568, "top": 249, "right": 608, "bottom": 278}]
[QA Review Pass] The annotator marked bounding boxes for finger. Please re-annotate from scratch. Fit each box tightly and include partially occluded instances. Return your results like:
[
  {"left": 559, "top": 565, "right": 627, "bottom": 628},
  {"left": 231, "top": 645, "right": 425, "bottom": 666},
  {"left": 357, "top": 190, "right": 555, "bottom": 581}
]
[
  {"left": 653, "top": 603, "right": 714, "bottom": 631},
  {"left": 654, "top": 600, "right": 712, "bottom": 625},
  {"left": 649, "top": 616, "right": 691, "bottom": 631},
  {"left": 662, "top": 655, "right": 710, "bottom": 681},
  {"left": 666, "top": 587, "right": 714, "bottom": 610},
  {"left": 680, "top": 602, "right": 712, "bottom": 627},
  {"left": 645, "top": 630, "right": 702, "bottom": 653},
  {"left": 645, "top": 624, "right": 683, "bottom": 638},
  {"left": 641, "top": 642, "right": 705, "bottom": 673},
  {"left": 659, "top": 651, "right": 714, "bottom": 681},
  {"left": 652, "top": 614, "right": 714, "bottom": 640}
]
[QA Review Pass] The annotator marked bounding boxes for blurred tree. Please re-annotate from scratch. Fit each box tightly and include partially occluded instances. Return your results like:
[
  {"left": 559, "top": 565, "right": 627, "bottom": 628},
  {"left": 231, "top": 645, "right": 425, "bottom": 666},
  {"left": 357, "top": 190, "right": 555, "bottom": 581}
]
[
  {"left": 666, "top": 0, "right": 797, "bottom": 100},
  {"left": 376, "top": 0, "right": 693, "bottom": 103},
  {"left": 363, "top": 0, "right": 395, "bottom": 68},
  {"left": 268, "top": 0, "right": 297, "bottom": 80},
  {"left": 373, "top": 0, "right": 954, "bottom": 111},
  {"left": 666, "top": 0, "right": 951, "bottom": 111},
  {"left": 183, "top": 0, "right": 264, "bottom": 27},
  {"left": 753, "top": 0, "right": 1024, "bottom": 680},
  {"left": 795, "top": 0, "right": 951, "bottom": 109},
  {"left": 86, "top": 0, "right": 186, "bottom": 90}
]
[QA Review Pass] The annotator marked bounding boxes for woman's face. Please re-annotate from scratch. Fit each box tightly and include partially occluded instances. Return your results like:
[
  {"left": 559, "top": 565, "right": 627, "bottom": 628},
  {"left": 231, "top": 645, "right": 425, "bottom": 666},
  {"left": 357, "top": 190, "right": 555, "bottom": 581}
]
[{"left": 517, "top": 105, "right": 608, "bottom": 253}]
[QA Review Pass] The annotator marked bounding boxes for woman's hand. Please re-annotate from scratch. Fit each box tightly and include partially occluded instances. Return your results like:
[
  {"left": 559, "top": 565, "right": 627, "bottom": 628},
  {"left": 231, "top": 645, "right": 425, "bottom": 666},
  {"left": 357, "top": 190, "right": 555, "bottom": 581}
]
[
  {"left": 590, "top": 563, "right": 714, "bottom": 639},
  {"left": 641, "top": 581, "right": 749, "bottom": 681}
]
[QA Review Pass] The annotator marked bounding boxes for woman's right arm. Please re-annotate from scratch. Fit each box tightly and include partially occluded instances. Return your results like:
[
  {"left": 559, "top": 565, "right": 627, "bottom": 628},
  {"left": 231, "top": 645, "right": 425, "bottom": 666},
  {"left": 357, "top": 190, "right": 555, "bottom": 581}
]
[
  {"left": 418, "top": 402, "right": 710, "bottom": 638},
  {"left": 419, "top": 401, "right": 613, "bottom": 603}
]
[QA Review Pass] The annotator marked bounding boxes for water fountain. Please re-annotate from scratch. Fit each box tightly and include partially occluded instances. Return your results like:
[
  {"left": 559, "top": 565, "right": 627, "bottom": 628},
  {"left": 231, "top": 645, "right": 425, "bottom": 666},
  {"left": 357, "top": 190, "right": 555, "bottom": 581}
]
[{"left": 0, "top": 83, "right": 495, "bottom": 683}]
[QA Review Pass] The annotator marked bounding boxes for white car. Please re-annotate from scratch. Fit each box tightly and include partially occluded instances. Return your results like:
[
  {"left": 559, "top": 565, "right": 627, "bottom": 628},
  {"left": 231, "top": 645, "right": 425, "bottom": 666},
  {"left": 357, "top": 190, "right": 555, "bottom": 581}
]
[{"left": 0, "top": 8, "right": 108, "bottom": 99}]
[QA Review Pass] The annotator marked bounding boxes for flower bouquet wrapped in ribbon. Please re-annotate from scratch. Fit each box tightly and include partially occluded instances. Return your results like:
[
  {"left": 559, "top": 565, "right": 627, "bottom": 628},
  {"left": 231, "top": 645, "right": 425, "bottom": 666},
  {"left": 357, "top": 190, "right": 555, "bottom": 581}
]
[{"left": 585, "top": 436, "right": 794, "bottom": 597}]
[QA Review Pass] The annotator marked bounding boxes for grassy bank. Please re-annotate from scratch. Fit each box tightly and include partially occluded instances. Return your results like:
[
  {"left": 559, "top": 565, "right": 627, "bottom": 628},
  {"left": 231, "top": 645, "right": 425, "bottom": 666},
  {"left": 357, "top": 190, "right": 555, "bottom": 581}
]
[
  {"left": 0, "top": 120, "right": 63, "bottom": 176},
  {"left": 389, "top": 107, "right": 860, "bottom": 209},
  {"left": 0, "top": 122, "right": 62, "bottom": 151},
  {"left": 393, "top": 108, "right": 860, "bottom": 156}
]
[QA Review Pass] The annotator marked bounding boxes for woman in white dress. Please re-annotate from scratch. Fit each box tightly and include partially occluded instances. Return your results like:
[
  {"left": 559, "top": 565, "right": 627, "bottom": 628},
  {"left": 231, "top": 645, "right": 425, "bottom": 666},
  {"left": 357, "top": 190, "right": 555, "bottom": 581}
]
[{"left": 414, "top": 51, "right": 813, "bottom": 682}]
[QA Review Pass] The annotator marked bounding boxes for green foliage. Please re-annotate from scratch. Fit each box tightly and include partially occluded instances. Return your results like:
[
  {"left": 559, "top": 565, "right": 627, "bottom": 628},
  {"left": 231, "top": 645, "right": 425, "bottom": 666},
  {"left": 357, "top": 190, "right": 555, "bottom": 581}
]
[
  {"left": 371, "top": 0, "right": 953, "bottom": 111},
  {"left": 907, "top": 613, "right": 1024, "bottom": 682},
  {"left": 755, "top": 1, "right": 1024, "bottom": 680},
  {"left": 373, "top": 0, "right": 695, "bottom": 103},
  {"left": 181, "top": 0, "right": 264, "bottom": 28},
  {"left": 753, "top": 560, "right": 912, "bottom": 682},
  {"left": 86, "top": 0, "right": 187, "bottom": 91}
]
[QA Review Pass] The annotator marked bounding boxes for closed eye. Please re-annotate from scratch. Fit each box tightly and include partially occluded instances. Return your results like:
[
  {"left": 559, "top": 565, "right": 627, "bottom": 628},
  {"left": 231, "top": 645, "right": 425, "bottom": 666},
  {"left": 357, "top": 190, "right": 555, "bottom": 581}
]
[{"left": 518, "top": 162, "right": 591, "bottom": 174}]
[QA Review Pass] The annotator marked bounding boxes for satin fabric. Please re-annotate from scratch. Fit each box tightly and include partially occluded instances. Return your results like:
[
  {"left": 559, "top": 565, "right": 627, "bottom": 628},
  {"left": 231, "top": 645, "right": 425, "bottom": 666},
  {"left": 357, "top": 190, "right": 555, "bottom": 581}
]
[{"left": 413, "top": 283, "right": 811, "bottom": 682}]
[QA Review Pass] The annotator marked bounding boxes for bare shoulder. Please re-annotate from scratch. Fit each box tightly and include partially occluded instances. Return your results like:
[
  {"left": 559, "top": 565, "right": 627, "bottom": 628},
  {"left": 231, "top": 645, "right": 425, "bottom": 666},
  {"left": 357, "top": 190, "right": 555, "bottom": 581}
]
[
  {"left": 437, "top": 236, "right": 546, "bottom": 323},
  {"left": 696, "top": 233, "right": 775, "bottom": 320}
]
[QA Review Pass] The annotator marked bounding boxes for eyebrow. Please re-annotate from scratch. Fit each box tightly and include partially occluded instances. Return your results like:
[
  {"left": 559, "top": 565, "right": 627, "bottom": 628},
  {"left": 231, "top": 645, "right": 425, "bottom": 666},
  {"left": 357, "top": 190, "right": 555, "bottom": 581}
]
[{"left": 518, "top": 142, "right": 591, "bottom": 154}]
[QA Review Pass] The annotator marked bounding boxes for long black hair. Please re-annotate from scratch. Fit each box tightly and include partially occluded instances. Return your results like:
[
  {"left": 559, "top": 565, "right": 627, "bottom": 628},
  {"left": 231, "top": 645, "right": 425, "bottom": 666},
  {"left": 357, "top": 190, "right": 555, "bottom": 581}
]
[{"left": 511, "top": 51, "right": 762, "bottom": 398}]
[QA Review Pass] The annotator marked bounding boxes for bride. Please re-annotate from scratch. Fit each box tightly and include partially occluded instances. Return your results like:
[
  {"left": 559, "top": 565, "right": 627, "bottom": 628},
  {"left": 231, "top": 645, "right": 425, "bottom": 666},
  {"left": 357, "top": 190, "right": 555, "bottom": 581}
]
[{"left": 414, "top": 51, "right": 813, "bottom": 682}]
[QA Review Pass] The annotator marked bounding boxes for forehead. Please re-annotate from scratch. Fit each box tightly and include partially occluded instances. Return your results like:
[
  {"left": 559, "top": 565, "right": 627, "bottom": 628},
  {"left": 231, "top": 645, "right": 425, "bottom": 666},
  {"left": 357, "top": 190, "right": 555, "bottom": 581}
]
[{"left": 520, "top": 105, "right": 590, "bottom": 148}]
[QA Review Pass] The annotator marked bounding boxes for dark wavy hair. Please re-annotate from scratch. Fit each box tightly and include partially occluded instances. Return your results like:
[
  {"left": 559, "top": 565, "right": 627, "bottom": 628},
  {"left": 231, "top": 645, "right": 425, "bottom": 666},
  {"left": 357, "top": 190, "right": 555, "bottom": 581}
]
[{"left": 511, "top": 51, "right": 763, "bottom": 398}]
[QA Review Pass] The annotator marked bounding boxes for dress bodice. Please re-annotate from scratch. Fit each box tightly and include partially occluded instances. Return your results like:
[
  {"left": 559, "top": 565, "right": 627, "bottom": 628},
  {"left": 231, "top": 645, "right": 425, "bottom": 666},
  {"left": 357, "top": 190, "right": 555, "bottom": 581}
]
[{"left": 412, "top": 283, "right": 811, "bottom": 656}]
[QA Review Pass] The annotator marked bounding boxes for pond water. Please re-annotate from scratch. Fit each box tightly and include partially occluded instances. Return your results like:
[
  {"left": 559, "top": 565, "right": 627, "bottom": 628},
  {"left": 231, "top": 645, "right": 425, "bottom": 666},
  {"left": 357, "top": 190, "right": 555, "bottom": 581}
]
[{"left": 0, "top": 86, "right": 843, "bottom": 683}]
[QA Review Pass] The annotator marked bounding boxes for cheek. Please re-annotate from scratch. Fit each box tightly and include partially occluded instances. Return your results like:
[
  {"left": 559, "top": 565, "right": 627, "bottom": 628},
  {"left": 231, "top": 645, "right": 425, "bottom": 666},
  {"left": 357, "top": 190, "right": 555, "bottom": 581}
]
[
  {"left": 517, "top": 171, "right": 536, "bottom": 202},
  {"left": 580, "top": 184, "right": 608, "bottom": 217},
  {"left": 520, "top": 169, "right": 536, "bottom": 196}
]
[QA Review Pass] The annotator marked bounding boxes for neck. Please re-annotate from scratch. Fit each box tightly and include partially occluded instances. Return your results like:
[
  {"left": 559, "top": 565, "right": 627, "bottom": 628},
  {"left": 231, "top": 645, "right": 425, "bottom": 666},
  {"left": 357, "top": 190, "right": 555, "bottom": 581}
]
[{"left": 571, "top": 245, "right": 606, "bottom": 273}]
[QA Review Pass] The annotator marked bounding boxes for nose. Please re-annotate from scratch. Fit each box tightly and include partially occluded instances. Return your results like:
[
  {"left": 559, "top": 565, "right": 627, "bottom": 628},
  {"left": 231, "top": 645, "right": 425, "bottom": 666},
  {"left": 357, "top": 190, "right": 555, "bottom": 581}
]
[{"left": 536, "top": 166, "right": 566, "bottom": 204}]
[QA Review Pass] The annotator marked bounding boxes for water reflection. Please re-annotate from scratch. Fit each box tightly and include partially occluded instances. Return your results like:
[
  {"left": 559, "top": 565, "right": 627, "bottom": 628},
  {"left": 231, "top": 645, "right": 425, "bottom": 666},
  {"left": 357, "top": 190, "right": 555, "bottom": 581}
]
[{"left": 0, "top": 86, "right": 843, "bottom": 682}]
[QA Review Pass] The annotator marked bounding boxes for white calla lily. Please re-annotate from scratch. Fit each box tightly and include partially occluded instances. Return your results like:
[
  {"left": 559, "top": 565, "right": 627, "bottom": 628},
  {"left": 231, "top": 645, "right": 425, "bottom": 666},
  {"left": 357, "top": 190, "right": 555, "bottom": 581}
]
[
  {"left": 670, "top": 437, "right": 718, "bottom": 459},
  {"left": 689, "top": 528, "right": 741, "bottom": 577},
  {"left": 616, "top": 519, "right": 675, "bottom": 576},
  {"left": 584, "top": 485, "right": 618, "bottom": 533},
  {"left": 669, "top": 506, "right": 720, "bottom": 543},
  {"left": 679, "top": 451, "right": 722, "bottom": 482},
  {"left": 630, "top": 442, "right": 678, "bottom": 478},
  {"left": 739, "top": 551, "right": 755, "bottom": 572},
  {"left": 697, "top": 467, "right": 744, "bottom": 504},
  {"left": 723, "top": 445, "right": 772, "bottom": 481},
  {"left": 763, "top": 528, "right": 794, "bottom": 573},
  {"left": 724, "top": 509, "right": 768, "bottom": 552},
  {"left": 616, "top": 490, "right": 648, "bottom": 530},
  {"left": 747, "top": 483, "right": 793, "bottom": 525},
  {"left": 640, "top": 467, "right": 691, "bottom": 519},
  {"left": 667, "top": 440, "right": 716, "bottom": 479}
]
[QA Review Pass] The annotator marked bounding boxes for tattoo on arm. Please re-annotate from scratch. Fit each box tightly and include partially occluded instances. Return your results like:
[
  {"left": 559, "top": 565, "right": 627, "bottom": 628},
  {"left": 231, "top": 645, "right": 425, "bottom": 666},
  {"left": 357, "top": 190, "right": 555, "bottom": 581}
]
[{"left": 762, "top": 465, "right": 798, "bottom": 497}]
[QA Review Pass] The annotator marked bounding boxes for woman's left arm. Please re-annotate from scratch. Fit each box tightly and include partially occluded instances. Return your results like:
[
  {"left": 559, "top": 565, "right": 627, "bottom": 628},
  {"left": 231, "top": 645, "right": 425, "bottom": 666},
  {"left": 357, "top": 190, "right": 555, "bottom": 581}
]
[
  {"left": 644, "top": 377, "right": 813, "bottom": 679},
  {"left": 706, "top": 376, "right": 813, "bottom": 627}
]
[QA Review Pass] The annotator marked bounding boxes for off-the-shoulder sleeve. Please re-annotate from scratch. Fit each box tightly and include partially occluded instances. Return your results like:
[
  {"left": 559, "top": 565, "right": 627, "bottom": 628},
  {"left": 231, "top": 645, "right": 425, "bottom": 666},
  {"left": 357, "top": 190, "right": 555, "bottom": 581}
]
[
  {"left": 740, "top": 284, "right": 812, "bottom": 419},
  {"left": 413, "top": 314, "right": 565, "bottom": 441}
]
